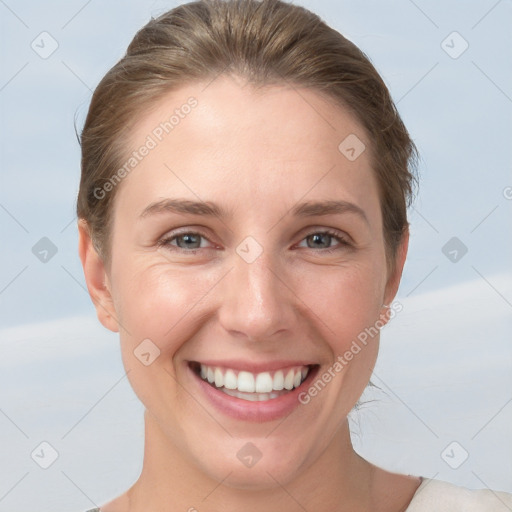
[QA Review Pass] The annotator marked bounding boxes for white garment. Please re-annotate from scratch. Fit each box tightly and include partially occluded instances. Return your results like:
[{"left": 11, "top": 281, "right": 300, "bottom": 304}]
[
  {"left": 85, "top": 477, "right": 512, "bottom": 512},
  {"left": 405, "top": 477, "right": 512, "bottom": 511}
]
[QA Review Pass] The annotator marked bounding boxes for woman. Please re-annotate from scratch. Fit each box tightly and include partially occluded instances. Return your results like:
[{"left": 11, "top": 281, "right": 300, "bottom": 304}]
[{"left": 77, "top": 0, "right": 512, "bottom": 510}]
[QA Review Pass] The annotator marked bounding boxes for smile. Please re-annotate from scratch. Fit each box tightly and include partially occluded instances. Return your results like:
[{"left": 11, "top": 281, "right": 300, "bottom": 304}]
[
  {"left": 191, "top": 363, "right": 311, "bottom": 401},
  {"left": 187, "top": 360, "right": 320, "bottom": 421}
]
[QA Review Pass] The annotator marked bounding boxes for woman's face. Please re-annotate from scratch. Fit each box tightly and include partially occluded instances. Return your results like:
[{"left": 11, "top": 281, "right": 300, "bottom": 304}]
[{"left": 86, "top": 75, "right": 406, "bottom": 488}]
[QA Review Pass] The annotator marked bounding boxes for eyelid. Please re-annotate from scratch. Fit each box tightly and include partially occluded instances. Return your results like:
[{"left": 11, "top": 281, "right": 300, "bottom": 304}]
[
  {"left": 158, "top": 228, "right": 217, "bottom": 250},
  {"left": 158, "top": 227, "right": 352, "bottom": 252},
  {"left": 300, "top": 223, "right": 351, "bottom": 240},
  {"left": 296, "top": 228, "right": 351, "bottom": 250}
]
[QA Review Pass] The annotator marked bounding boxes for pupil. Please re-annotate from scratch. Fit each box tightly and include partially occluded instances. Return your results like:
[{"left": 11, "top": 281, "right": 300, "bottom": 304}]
[
  {"left": 180, "top": 234, "right": 200, "bottom": 248},
  {"left": 310, "top": 233, "right": 330, "bottom": 248}
]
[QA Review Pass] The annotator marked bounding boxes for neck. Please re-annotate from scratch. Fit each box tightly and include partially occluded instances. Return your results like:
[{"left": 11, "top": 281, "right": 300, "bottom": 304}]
[{"left": 127, "top": 410, "right": 375, "bottom": 512}]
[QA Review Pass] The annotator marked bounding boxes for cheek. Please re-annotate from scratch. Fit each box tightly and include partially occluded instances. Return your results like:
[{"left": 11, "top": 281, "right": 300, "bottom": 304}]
[
  {"left": 112, "top": 252, "right": 386, "bottom": 356},
  {"left": 111, "top": 259, "right": 224, "bottom": 354},
  {"left": 290, "top": 261, "right": 385, "bottom": 422},
  {"left": 297, "top": 261, "right": 385, "bottom": 352},
  {"left": 109, "top": 260, "right": 222, "bottom": 412}
]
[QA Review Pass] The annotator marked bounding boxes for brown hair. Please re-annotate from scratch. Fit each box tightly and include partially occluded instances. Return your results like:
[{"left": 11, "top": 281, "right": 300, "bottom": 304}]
[{"left": 77, "top": 0, "right": 418, "bottom": 269}]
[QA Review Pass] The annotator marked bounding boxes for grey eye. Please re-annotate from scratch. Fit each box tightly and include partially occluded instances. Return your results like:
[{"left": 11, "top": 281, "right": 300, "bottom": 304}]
[
  {"left": 306, "top": 233, "right": 332, "bottom": 249},
  {"left": 175, "top": 233, "right": 203, "bottom": 249}
]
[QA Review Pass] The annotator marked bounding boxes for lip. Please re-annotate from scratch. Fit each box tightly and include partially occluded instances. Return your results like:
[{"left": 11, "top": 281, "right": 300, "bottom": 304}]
[{"left": 187, "top": 361, "right": 319, "bottom": 422}]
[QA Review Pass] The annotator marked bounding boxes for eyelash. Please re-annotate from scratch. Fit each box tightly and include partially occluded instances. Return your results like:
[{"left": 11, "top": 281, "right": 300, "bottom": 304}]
[{"left": 157, "top": 229, "right": 351, "bottom": 254}]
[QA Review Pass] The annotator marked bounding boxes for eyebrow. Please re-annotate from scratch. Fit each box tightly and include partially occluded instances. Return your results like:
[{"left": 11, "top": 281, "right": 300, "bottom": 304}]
[
  {"left": 139, "top": 198, "right": 368, "bottom": 225},
  {"left": 291, "top": 200, "right": 368, "bottom": 225},
  {"left": 139, "top": 198, "right": 230, "bottom": 219}
]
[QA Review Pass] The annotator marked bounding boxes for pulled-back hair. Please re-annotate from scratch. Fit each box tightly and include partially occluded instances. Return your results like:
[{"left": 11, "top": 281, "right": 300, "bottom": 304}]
[{"left": 77, "top": 0, "right": 417, "bottom": 269}]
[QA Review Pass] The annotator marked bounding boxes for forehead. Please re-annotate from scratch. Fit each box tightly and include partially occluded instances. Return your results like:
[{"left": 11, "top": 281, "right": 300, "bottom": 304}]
[{"left": 116, "top": 75, "right": 381, "bottom": 226}]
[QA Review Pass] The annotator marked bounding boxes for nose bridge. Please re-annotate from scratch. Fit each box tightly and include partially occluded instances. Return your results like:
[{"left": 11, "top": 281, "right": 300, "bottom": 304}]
[{"left": 219, "top": 244, "right": 292, "bottom": 340}]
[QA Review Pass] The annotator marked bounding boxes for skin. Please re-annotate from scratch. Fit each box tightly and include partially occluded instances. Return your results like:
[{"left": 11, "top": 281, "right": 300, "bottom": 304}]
[{"left": 79, "top": 75, "right": 420, "bottom": 512}]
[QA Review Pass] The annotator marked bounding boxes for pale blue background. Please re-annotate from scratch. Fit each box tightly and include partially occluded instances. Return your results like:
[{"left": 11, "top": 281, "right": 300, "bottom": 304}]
[{"left": 0, "top": 1, "right": 511, "bottom": 510}]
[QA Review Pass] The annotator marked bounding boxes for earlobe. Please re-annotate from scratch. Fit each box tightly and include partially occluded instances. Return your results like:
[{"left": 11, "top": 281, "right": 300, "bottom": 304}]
[{"left": 78, "top": 220, "right": 119, "bottom": 333}]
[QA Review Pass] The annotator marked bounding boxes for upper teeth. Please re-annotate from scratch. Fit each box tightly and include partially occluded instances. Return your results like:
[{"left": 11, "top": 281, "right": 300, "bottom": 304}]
[{"left": 199, "top": 364, "right": 309, "bottom": 393}]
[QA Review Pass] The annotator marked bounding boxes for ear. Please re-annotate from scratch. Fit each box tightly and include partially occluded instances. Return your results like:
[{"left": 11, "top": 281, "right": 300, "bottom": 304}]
[
  {"left": 78, "top": 220, "right": 119, "bottom": 333},
  {"left": 380, "top": 227, "right": 409, "bottom": 324}
]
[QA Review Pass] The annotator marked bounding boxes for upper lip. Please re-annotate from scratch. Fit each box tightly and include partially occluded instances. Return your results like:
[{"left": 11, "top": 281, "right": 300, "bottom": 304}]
[{"left": 190, "top": 359, "right": 317, "bottom": 373}]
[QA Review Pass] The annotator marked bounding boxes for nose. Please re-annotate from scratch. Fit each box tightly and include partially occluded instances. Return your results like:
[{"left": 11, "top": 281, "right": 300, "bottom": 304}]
[{"left": 217, "top": 246, "right": 296, "bottom": 342}]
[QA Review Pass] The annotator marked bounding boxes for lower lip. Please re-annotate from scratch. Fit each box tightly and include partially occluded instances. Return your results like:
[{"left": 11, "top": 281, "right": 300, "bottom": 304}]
[{"left": 187, "top": 364, "right": 319, "bottom": 422}]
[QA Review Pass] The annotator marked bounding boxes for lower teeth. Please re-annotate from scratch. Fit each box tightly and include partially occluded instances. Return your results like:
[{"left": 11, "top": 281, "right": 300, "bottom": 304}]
[{"left": 218, "top": 387, "right": 290, "bottom": 401}]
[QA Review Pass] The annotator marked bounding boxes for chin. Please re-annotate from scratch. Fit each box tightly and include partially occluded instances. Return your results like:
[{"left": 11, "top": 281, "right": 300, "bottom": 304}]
[{"left": 188, "top": 434, "right": 314, "bottom": 491}]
